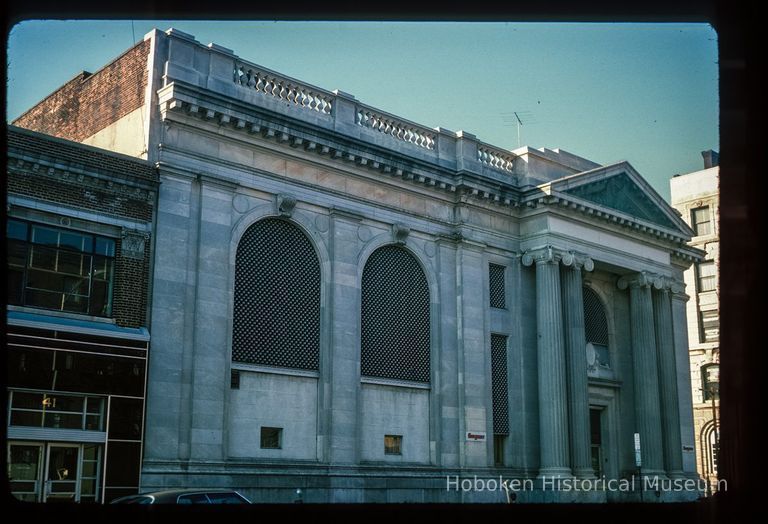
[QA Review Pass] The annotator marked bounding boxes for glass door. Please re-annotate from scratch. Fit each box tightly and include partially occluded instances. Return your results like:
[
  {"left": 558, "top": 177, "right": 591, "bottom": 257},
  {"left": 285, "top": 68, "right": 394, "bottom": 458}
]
[
  {"left": 8, "top": 443, "right": 43, "bottom": 502},
  {"left": 44, "top": 444, "right": 80, "bottom": 502}
]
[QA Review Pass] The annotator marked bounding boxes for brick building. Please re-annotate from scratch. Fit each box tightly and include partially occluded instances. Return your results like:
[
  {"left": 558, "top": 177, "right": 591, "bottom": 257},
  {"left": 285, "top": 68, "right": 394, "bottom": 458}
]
[
  {"left": 12, "top": 28, "right": 705, "bottom": 503},
  {"left": 5, "top": 125, "right": 158, "bottom": 502}
]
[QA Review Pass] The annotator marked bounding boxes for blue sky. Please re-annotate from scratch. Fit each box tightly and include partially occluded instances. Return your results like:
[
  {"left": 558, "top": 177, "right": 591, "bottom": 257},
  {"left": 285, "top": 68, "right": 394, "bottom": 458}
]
[{"left": 5, "top": 20, "right": 719, "bottom": 201}]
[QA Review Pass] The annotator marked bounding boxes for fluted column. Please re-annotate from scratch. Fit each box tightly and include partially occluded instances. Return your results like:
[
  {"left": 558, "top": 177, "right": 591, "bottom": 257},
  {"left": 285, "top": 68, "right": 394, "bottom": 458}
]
[
  {"left": 654, "top": 279, "right": 685, "bottom": 478},
  {"left": 618, "top": 272, "right": 665, "bottom": 477},
  {"left": 523, "top": 246, "right": 571, "bottom": 477},
  {"left": 561, "top": 252, "right": 595, "bottom": 479}
]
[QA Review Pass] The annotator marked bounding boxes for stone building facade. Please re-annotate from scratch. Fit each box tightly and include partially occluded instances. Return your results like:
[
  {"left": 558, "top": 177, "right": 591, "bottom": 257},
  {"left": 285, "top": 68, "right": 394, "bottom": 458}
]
[
  {"left": 5, "top": 126, "right": 158, "bottom": 502},
  {"left": 670, "top": 152, "right": 720, "bottom": 493},
  {"left": 13, "top": 28, "right": 704, "bottom": 503}
]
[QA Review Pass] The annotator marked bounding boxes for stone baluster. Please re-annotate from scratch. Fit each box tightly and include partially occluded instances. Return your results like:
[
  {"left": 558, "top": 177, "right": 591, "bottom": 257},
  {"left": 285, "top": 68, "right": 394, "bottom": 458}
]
[
  {"left": 654, "top": 278, "right": 685, "bottom": 478},
  {"left": 617, "top": 272, "right": 666, "bottom": 477},
  {"left": 522, "top": 246, "right": 571, "bottom": 477},
  {"left": 561, "top": 252, "right": 596, "bottom": 479}
]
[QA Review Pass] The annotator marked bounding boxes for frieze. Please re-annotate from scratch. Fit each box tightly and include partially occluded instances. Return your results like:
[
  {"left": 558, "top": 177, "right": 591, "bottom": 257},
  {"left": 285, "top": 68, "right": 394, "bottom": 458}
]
[{"left": 8, "top": 158, "right": 156, "bottom": 202}]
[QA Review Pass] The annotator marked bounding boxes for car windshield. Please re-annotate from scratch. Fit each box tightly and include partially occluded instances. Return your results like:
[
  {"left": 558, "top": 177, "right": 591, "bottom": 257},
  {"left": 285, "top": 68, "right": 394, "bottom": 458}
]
[{"left": 206, "top": 492, "right": 248, "bottom": 504}]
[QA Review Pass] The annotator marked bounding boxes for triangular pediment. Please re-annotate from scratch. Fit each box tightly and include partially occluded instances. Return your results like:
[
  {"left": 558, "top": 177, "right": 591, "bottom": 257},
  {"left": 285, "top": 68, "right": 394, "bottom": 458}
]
[{"left": 561, "top": 171, "right": 679, "bottom": 230}]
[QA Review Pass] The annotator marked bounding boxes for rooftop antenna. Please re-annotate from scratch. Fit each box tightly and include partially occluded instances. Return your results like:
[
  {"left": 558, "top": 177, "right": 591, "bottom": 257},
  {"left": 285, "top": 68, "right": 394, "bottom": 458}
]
[
  {"left": 501, "top": 111, "right": 534, "bottom": 148},
  {"left": 513, "top": 112, "right": 523, "bottom": 147}
]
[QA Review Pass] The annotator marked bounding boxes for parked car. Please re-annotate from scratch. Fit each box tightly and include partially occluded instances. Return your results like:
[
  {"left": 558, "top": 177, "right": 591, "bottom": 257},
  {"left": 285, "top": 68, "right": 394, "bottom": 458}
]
[{"left": 110, "top": 489, "right": 251, "bottom": 504}]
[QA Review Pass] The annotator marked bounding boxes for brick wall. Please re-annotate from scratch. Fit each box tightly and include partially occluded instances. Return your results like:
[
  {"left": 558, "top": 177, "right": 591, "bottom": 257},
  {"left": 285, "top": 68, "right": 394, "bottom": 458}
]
[
  {"left": 7, "top": 127, "right": 157, "bottom": 329},
  {"left": 7, "top": 125, "right": 156, "bottom": 183},
  {"left": 7, "top": 171, "right": 154, "bottom": 223},
  {"left": 114, "top": 237, "right": 152, "bottom": 328},
  {"left": 13, "top": 39, "right": 150, "bottom": 141}
]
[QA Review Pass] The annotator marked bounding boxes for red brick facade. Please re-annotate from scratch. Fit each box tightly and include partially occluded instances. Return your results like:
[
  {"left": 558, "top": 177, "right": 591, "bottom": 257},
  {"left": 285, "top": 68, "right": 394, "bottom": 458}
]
[
  {"left": 6, "top": 126, "right": 158, "bottom": 328},
  {"left": 12, "top": 39, "right": 150, "bottom": 142}
]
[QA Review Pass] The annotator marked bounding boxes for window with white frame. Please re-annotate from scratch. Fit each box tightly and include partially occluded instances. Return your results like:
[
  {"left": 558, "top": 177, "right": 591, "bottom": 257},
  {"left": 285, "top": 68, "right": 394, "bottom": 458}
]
[
  {"left": 7, "top": 390, "right": 105, "bottom": 431},
  {"left": 697, "top": 260, "right": 717, "bottom": 293},
  {"left": 699, "top": 309, "right": 719, "bottom": 343},
  {"left": 691, "top": 206, "right": 712, "bottom": 236}
]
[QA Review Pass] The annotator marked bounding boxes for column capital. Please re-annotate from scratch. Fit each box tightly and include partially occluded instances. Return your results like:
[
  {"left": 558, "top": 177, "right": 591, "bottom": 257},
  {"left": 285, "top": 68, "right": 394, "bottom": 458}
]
[
  {"left": 521, "top": 245, "right": 579, "bottom": 267},
  {"left": 562, "top": 251, "right": 595, "bottom": 272},
  {"left": 617, "top": 270, "right": 664, "bottom": 290},
  {"left": 664, "top": 277, "right": 687, "bottom": 295}
]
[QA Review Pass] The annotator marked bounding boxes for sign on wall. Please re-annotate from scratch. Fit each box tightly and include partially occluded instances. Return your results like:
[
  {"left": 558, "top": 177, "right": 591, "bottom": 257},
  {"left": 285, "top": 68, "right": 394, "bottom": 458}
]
[{"left": 466, "top": 431, "right": 487, "bottom": 442}]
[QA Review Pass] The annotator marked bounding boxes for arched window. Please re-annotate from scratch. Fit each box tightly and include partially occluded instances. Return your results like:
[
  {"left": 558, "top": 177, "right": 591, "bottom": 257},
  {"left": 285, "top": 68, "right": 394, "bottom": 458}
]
[
  {"left": 702, "top": 421, "right": 720, "bottom": 481},
  {"left": 232, "top": 218, "right": 320, "bottom": 370},
  {"left": 583, "top": 287, "right": 610, "bottom": 369},
  {"left": 361, "top": 245, "right": 430, "bottom": 383}
]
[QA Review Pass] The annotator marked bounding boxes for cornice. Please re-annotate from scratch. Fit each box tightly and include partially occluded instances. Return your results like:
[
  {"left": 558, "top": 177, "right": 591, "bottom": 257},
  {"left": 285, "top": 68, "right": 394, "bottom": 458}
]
[
  {"left": 7, "top": 154, "right": 157, "bottom": 202},
  {"left": 157, "top": 83, "right": 529, "bottom": 212},
  {"left": 520, "top": 190, "right": 688, "bottom": 244},
  {"left": 156, "top": 83, "right": 701, "bottom": 265}
]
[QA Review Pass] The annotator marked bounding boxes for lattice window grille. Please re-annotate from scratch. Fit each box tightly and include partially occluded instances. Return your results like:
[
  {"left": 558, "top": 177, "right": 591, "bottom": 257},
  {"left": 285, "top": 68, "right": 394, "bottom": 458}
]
[
  {"left": 490, "top": 334, "right": 510, "bottom": 435},
  {"left": 232, "top": 218, "right": 321, "bottom": 370},
  {"left": 361, "top": 246, "right": 431, "bottom": 383},
  {"left": 583, "top": 287, "right": 609, "bottom": 346},
  {"left": 489, "top": 263, "right": 506, "bottom": 309}
]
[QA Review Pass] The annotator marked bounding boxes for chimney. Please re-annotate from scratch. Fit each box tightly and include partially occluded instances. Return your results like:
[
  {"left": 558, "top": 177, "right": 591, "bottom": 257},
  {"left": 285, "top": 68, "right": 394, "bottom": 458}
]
[{"left": 701, "top": 150, "right": 719, "bottom": 169}]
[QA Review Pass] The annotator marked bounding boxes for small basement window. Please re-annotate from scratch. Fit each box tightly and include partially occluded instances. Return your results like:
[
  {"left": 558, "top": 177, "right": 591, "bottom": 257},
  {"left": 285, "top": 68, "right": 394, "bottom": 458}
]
[
  {"left": 260, "top": 427, "right": 282, "bottom": 449},
  {"left": 384, "top": 434, "right": 402, "bottom": 455}
]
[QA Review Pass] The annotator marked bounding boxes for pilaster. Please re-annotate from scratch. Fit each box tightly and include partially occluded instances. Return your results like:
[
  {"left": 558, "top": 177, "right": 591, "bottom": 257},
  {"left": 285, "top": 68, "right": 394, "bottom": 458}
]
[
  {"left": 456, "top": 238, "right": 490, "bottom": 467},
  {"left": 327, "top": 209, "right": 363, "bottom": 464}
]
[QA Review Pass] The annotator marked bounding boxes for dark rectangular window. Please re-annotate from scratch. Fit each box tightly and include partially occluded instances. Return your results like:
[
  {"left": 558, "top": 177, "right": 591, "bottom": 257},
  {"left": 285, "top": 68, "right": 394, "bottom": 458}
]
[
  {"left": 260, "top": 427, "right": 282, "bottom": 449},
  {"left": 104, "top": 441, "right": 141, "bottom": 487},
  {"left": 493, "top": 435, "right": 505, "bottom": 466},
  {"left": 6, "top": 219, "right": 116, "bottom": 317},
  {"left": 384, "top": 434, "right": 402, "bottom": 455},
  {"left": 697, "top": 260, "right": 717, "bottom": 292},
  {"left": 54, "top": 352, "right": 145, "bottom": 397},
  {"left": 589, "top": 408, "right": 603, "bottom": 476},
  {"left": 7, "top": 348, "right": 56, "bottom": 390},
  {"left": 107, "top": 397, "right": 144, "bottom": 440},
  {"left": 489, "top": 264, "right": 506, "bottom": 309},
  {"left": 691, "top": 206, "right": 712, "bottom": 236},
  {"left": 231, "top": 369, "right": 240, "bottom": 389}
]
